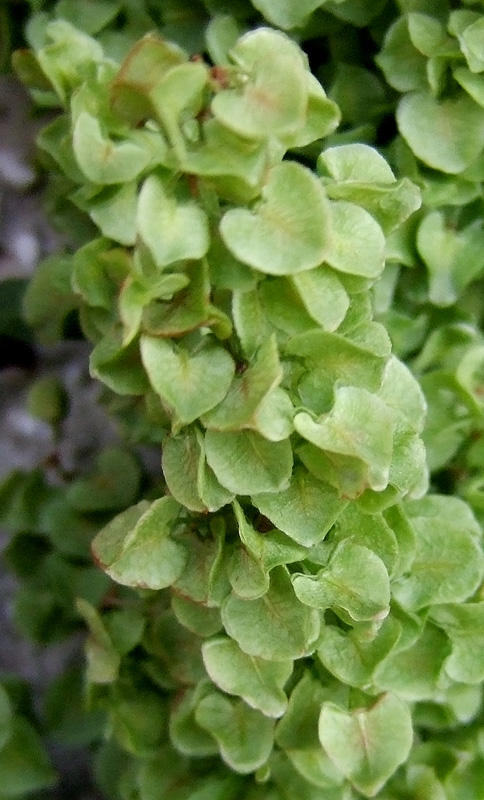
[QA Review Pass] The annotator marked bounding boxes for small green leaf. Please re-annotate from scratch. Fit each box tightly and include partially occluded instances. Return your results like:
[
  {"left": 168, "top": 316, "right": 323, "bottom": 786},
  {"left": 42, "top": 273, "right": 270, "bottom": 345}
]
[
  {"left": 76, "top": 598, "right": 120, "bottom": 684},
  {"left": 73, "top": 181, "right": 138, "bottom": 246},
  {"left": 222, "top": 566, "right": 320, "bottom": 661},
  {"left": 430, "top": 602, "right": 484, "bottom": 684},
  {"left": 252, "top": 468, "right": 347, "bottom": 547},
  {"left": 172, "top": 522, "right": 227, "bottom": 605},
  {"left": 333, "top": 505, "right": 399, "bottom": 576},
  {"left": 140, "top": 336, "right": 235, "bottom": 426},
  {"left": 317, "top": 617, "right": 401, "bottom": 689},
  {"left": 92, "top": 497, "right": 187, "bottom": 590},
  {"left": 202, "top": 637, "right": 293, "bottom": 718},
  {"left": 397, "top": 91, "right": 484, "bottom": 174},
  {"left": 221, "top": 162, "right": 332, "bottom": 276},
  {"left": 292, "top": 539, "right": 390, "bottom": 622},
  {"left": 374, "top": 623, "right": 450, "bottom": 700},
  {"left": 73, "top": 111, "right": 152, "bottom": 184},
  {"left": 212, "top": 28, "right": 307, "bottom": 139},
  {"left": 286, "top": 329, "right": 386, "bottom": 394},
  {"left": 294, "top": 387, "right": 396, "bottom": 493},
  {"left": 233, "top": 502, "right": 308, "bottom": 572},
  {"left": 110, "top": 33, "right": 187, "bottom": 124},
  {"left": 171, "top": 594, "right": 222, "bottom": 638},
  {"left": 204, "top": 430, "right": 293, "bottom": 495},
  {"left": 195, "top": 691, "right": 274, "bottom": 774},
  {"left": 319, "top": 693, "right": 413, "bottom": 797},
  {"left": 138, "top": 173, "right": 209, "bottom": 268},
  {"left": 36, "top": 19, "right": 104, "bottom": 102},
  {"left": 319, "top": 144, "right": 421, "bottom": 234},
  {"left": 228, "top": 543, "right": 269, "bottom": 600},
  {"left": 392, "top": 496, "right": 484, "bottom": 610},
  {"left": 325, "top": 201, "right": 385, "bottom": 279},
  {"left": 22, "top": 255, "right": 77, "bottom": 344},
  {"left": 27, "top": 375, "right": 68, "bottom": 425},
  {"left": 417, "top": 211, "right": 484, "bottom": 305},
  {"left": 459, "top": 16, "right": 484, "bottom": 73},
  {"left": 376, "top": 17, "right": 428, "bottom": 92},
  {"left": 291, "top": 268, "right": 349, "bottom": 332},
  {"left": 0, "top": 686, "right": 12, "bottom": 750},
  {"left": 202, "top": 335, "right": 282, "bottom": 431},
  {"left": 66, "top": 447, "right": 141, "bottom": 512},
  {"left": 169, "top": 685, "right": 219, "bottom": 757},
  {"left": 0, "top": 718, "right": 57, "bottom": 795},
  {"left": 162, "top": 430, "right": 207, "bottom": 513},
  {"left": 250, "top": 0, "right": 324, "bottom": 30},
  {"left": 110, "top": 684, "right": 167, "bottom": 756},
  {"left": 55, "top": 0, "right": 121, "bottom": 35}
]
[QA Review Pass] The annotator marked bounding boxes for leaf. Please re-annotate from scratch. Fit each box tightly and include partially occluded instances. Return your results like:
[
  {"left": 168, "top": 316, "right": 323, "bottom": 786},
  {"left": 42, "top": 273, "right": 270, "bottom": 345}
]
[
  {"left": 73, "top": 181, "right": 138, "bottom": 246},
  {"left": 140, "top": 337, "right": 235, "bottom": 426},
  {"left": 284, "top": 73, "right": 341, "bottom": 148},
  {"left": 172, "top": 522, "right": 227, "bottom": 605},
  {"left": 220, "top": 162, "right": 332, "bottom": 275},
  {"left": 195, "top": 692, "right": 274, "bottom": 774},
  {"left": 65, "top": 447, "right": 141, "bottom": 512},
  {"left": 138, "top": 173, "right": 210, "bottom": 268},
  {"left": 91, "top": 497, "right": 187, "bottom": 590},
  {"left": 233, "top": 502, "right": 308, "bottom": 573},
  {"left": 291, "top": 268, "right": 349, "bottom": 332},
  {"left": 376, "top": 17, "right": 428, "bottom": 92},
  {"left": 325, "top": 201, "right": 385, "bottom": 279},
  {"left": 204, "top": 430, "right": 293, "bottom": 495},
  {"left": 285, "top": 328, "right": 387, "bottom": 395},
  {"left": 110, "top": 684, "right": 167, "bottom": 756},
  {"left": 430, "top": 603, "right": 484, "bottom": 684},
  {"left": 250, "top": 0, "right": 325, "bottom": 30},
  {"left": 0, "top": 718, "right": 57, "bottom": 795},
  {"left": 202, "top": 335, "right": 282, "bottom": 431},
  {"left": 162, "top": 430, "right": 207, "bottom": 513},
  {"left": 251, "top": 467, "right": 347, "bottom": 547},
  {"left": 228, "top": 543, "right": 270, "bottom": 600},
  {"left": 168, "top": 685, "right": 219, "bottom": 757},
  {"left": 171, "top": 594, "right": 222, "bottom": 638},
  {"left": 163, "top": 428, "right": 235, "bottom": 514},
  {"left": 317, "top": 617, "right": 401, "bottom": 689},
  {"left": 76, "top": 599, "right": 120, "bottom": 684},
  {"left": 22, "top": 255, "right": 77, "bottom": 344},
  {"left": 417, "top": 212, "right": 484, "bottom": 305},
  {"left": 36, "top": 19, "right": 104, "bottom": 102},
  {"left": 397, "top": 91, "right": 484, "bottom": 174},
  {"left": 212, "top": 28, "right": 307, "bottom": 139},
  {"left": 73, "top": 111, "right": 152, "bottom": 184},
  {"left": 110, "top": 33, "right": 187, "bottom": 124},
  {"left": 333, "top": 505, "right": 399, "bottom": 576},
  {"left": 90, "top": 330, "right": 151, "bottom": 396},
  {"left": 54, "top": 0, "right": 121, "bottom": 35},
  {"left": 270, "top": 752, "right": 344, "bottom": 800},
  {"left": 378, "top": 357, "right": 427, "bottom": 434},
  {"left": 392, "top": 496, "right": 484, "bottom": 610},
  {"left": 318, "top": 694, "right": 413, "bottom": 797},
  {"left": 321, "top": 144, "right": 397, "bottom": 185},
  {"left": 222, "top": 567, "right": 320, "bottom": 662},
  {"left": 0, "top": 685, "right": 12, "bottom": 750},
  {"left": 459, "top": 16, "right": 484, "bottom": 73},
  {"left": 374, "top": 623, "right": 450, "bottom": 701},
  {"left": 202, "top": 637, "right": 293, "bottom": 718},
  {"left": 145, "top": 609, "right": 206, "bottom": 687},
  {"left": 275, "top": 672, "right": 330, "bottom": 751},
  {"left": 292, "top": 539, "right": 391, "bottom": 622},
  {"left": 294, "top": 387, "right": 396, "bottom": 493}
]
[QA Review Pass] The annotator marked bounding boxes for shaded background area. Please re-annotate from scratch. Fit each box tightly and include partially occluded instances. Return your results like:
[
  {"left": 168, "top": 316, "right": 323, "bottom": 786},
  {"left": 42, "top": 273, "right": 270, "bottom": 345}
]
[{"left": 0, "top": 74, "right": 112, "bottom": 799}]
